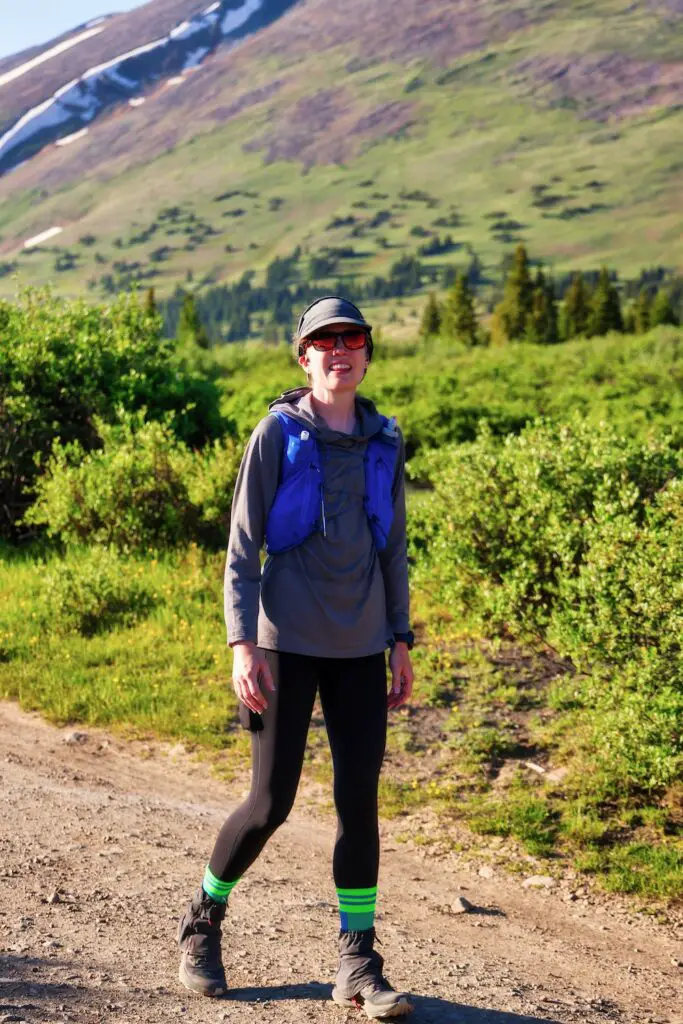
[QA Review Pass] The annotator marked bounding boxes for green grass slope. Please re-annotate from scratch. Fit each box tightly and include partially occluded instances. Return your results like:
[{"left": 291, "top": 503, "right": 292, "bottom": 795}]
[{"left": 1, "top": 0, "right": 682, "bottom": 299}]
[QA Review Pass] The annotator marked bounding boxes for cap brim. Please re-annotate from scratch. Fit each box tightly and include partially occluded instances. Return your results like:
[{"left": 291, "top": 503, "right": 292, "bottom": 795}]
[{"left": 303, "top": 316, "right": 372, "bottom": 336}]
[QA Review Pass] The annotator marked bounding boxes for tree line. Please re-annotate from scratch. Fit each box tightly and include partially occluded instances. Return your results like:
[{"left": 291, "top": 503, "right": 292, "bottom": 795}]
[
  {"left": 419, "top": 245, "right": 681, "bottom": 347},
  {"left": 159, "top": 241, "right": 682, "bottom": 348}
]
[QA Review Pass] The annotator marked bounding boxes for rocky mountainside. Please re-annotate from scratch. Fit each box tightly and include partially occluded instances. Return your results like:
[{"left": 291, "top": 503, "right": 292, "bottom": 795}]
[
  {"left": 0, "top": 0, "right": 298, "bottom": 174},
  {"left": 0, "top": 0, "right": 682, "bottom": 297}
]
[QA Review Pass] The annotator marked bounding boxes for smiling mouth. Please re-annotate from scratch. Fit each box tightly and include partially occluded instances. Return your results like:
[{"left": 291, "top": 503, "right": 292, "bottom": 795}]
[{"left": 329, "top": 362, "right": 351, "bottom": 372}]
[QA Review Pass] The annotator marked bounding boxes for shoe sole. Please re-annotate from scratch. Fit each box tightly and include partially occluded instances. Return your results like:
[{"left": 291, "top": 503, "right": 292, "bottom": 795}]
[
  {"left": 331, "top": 988, "right": 414, "bottom": 1018},
  {"left": 178, "top": 960, "right": 227, "bottom": 998}
]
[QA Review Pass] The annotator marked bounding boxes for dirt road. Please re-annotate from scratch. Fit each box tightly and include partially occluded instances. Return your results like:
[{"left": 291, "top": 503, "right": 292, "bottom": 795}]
[{"left": 0, "top": 701, "right": 681, "bottom": 1024}]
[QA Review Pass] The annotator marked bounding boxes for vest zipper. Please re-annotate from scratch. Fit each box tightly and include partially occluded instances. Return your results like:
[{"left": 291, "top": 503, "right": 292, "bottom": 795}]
[{"left": 313, "top": 462, "right": 327, "bottom": 538}]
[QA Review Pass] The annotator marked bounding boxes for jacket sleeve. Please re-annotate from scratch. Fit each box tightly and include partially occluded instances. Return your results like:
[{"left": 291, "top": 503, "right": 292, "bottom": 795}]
[
  {"left": 377, "top": 428, "right": 411, "bottom": 635},
  {"left": 224, "top": 416, "right": 283, "bottom": 645}
]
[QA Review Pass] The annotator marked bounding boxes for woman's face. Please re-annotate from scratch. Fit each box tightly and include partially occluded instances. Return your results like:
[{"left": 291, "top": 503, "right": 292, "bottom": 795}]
[{"left": 298, "top": 321, "right": 370, "bottom": 394}]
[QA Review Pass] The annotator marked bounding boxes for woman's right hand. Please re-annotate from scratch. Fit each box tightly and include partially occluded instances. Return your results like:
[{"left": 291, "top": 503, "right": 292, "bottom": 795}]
[{"left": 231, "top": 642, "right": 276, "bottom": 714}]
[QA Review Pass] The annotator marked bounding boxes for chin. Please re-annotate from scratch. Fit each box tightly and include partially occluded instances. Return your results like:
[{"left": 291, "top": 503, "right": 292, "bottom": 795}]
[{"left": 326, "top": 371, "right": 363, "bottom": 390}]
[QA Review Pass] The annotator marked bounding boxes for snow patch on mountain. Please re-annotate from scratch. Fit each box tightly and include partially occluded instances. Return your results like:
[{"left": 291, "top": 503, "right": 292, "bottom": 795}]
[
  {"left": 0, "top": 0, "right": 274, "bottom": 176},
  {"left": 0, "top": 26, "right": 106, "bottom": 89}
]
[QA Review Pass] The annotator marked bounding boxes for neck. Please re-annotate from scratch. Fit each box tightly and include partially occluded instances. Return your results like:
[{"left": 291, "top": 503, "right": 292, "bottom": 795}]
[{"left": 309, "top": 386, "right": 357, "bottom": 433}]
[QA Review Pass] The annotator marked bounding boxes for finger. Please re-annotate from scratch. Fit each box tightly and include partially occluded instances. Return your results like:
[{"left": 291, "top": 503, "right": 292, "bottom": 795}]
[
  {"left": 236, "top": 682, "right": 257, "bottom": 714},
  {"left": 236, "top": 677, "right": 262, "bottom": 714},
  {"left": 260, "top": 661, "right": 276, "bottom": 693},
  {"left": 387, "top": 685, "right": 402, "bottom": 710},
  {"left": 246, "top": 675, "right": 267, "bottom": 712}
]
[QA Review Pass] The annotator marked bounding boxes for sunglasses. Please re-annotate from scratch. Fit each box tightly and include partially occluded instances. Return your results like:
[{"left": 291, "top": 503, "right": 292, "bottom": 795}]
[{"left": 304, "top": 329, "right": 369, "bottom": 352}]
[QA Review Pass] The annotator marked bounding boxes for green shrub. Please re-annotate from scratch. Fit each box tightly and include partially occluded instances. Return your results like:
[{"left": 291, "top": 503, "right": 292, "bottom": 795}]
[
  {"left": 43, "top": 547, "right": 156, "bottom": 636},
  {"left": 409, "top": 417, "right": 683, "bottom": 792},
  {"left": 24, "top": 415, "right": 240, "bottom": 551},
  {"left": 0, "top": 289, "right": 225, "bottom": 539}
]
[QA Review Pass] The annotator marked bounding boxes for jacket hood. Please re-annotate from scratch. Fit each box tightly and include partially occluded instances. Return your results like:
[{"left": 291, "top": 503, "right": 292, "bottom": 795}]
[{"left": 268, "top": 387, "right": 386, "bottom": 443}]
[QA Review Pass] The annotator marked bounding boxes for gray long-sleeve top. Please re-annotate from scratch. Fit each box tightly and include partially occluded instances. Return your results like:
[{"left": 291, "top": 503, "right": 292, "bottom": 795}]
[{"left": 224, "top": 386, "right": 410, "bottom": 658}]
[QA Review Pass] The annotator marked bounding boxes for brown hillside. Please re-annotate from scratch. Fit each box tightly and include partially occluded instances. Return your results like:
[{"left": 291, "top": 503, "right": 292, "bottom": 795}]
[
  {"left": 0, "top": 0, "right": 546, "bottom": 205},
  {"left": 0, "top": 0, "right": 210, "bottom": 131}
]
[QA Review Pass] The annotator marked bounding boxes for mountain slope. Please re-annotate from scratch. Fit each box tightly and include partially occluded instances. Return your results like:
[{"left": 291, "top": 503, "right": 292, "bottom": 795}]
[
  {"left": 0, "top": 0, "right": 298, "bottom": 174},
  {"left": 0, "top": 0, "right": 682, "bottom": 299}
]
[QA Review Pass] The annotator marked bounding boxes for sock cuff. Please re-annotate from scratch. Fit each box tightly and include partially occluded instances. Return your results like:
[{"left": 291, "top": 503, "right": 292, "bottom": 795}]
[
  {"left": 337, "top": 885, "right": 377, "bottom": 932},
  {"left": 203, "top": 865, "right": 239, "bottom": 904}
]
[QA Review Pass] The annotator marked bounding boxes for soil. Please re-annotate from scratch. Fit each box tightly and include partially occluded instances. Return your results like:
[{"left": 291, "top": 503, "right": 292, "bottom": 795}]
[{"left": 0, "top": 700, "right": 681, "bottom": 1024}]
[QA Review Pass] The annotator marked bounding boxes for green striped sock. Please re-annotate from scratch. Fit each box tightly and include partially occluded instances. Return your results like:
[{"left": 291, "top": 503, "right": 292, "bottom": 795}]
[
  {"left": 337, "top": 885, "right": 377, "bottom": 932},
  {"left": 202, "top": 865, "right": 239, "bottom": 905}
]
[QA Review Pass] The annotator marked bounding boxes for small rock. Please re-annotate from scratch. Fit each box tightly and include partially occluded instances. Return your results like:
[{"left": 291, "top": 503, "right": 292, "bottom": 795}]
[
  {"left": 478, "top": 866, "right": 494, "bottom": 879},
  {"left": 672, "top": 957, "right": 682, "bottom": 967},
  {"left": 522, "top": 875, "right": 557, "bottom": 889},
  {"left": 450, "top": 896, "right": 474, "bottom": 915},
  {"left": 64, "top": 731, "right": 88, "bottom": 746},
  {"left": 47, "top": 891, "right": 61, "bottom": 904}
]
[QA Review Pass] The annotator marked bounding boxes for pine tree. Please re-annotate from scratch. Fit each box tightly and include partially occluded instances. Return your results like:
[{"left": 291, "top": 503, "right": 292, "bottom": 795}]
[
  {"left": 650, "top": 288, "right": 679, "bottom": 327},
  {"left": 589, "top": 266, "right": 623, "bottom": 337},
  {"left": 443, "top": 272, "right": 478, "bottom": 345},
  {"left": 262, "top": 316, "right": 280, "bottom": 345},
  {"left": 561, "top": 272, "right": 590, "bottom": 340},
  {"left": 526, "top": 268, "right": 559, "bottom": 345},
  {"left": 419, "top": 292, "right": 442, "bottom": 340},
  {"left": 177, "top": 293, "right": 210, "bottom": 349},
  {"left": 633, "top": 289, "right": 653, "bottom": 335},
  {"left": 144, "top": 287, "right": 157, "bottom": 316},
  {"left": 494, "top": 243, "right": 534, "bottom": 341}
]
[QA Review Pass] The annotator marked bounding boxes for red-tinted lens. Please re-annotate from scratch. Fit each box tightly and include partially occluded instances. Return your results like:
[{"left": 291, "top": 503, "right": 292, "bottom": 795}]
[
  {"left": 341, "top": 331, "right": 369, "bottom": 349},
  {"left": 308, "top": 335, "right": 335, "bottom": 351},
  {"left": 308, "top": 330, "right": 367, "bottom": 351}
]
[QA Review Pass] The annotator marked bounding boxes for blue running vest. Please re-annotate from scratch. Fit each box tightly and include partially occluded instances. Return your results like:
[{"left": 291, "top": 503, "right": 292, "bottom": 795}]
[{"left": 265, "top": 410, "right": 399, "bottom": 556}]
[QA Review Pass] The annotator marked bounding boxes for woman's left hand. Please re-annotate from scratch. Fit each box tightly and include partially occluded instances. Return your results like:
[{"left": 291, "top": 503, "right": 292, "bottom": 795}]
[{"left": 388, "top": 643, "right": 414, "bottom": 710}]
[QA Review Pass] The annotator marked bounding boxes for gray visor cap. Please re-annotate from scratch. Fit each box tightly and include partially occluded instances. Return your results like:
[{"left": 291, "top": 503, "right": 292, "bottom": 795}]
[{"left": 297, "top": 296, "right": 372, "bottom": 338}]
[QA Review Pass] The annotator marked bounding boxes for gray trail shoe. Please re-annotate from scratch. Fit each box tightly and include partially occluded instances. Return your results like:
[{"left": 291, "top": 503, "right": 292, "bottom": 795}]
[
  {"left": 331, "top": 928, "right": 413, "bottom": 1019},
  {"left": 177, "top": 888, "right": 227, "bottom": 997}
]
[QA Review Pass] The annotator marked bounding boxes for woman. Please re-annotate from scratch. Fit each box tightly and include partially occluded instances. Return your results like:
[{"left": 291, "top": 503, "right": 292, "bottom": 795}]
[{"left": 178, "top": 295, "right": 415, "bottom": 1019}]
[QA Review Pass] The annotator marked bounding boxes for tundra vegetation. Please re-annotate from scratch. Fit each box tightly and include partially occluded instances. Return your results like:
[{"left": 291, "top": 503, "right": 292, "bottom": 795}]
[{"left": 0, "top": 281, "right": 681, "bottom": 904}]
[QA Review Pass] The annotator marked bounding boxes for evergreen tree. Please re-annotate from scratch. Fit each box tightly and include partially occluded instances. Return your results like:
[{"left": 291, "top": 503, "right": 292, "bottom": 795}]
[
  {"left": 419, "top": 292, "right": 442, "bottom": 340},
  {"left": 443, "top": 272, "right": 478, "bottom": 345},
  {"left": 227, "top": 308, "right": 251, "bottom": 342},
  {"left": 650, "top": 287, "right": 679, "bottom": 327},
  {"left": 589, "top": 266, "right": 623, "bottom": 337},
  {"left": 494, "top": 243, "right": 534, "bottom": 341},
  {"left": 623, "top": 305, "right": 636, "bottom": 335},
  {"left": 526, "top": 268, "right": 559, "bottom": 345},
  {"left": 177, "top": 293, "right": 210, "bottom": 349},
  {"left": 144, "top": 287, "right": 157, "bottom": 316},
  {"left": 441, "top": 265, "right": 457, "bottom": 289},
  {"left": 633, "top": 289, "right": 653, "bottom": 335},
  {"left": 262, "top": 316, "right": 280, "bottom": 345},
  {"left": 561, "top": 272, "right": 590, "bottom": 340}
]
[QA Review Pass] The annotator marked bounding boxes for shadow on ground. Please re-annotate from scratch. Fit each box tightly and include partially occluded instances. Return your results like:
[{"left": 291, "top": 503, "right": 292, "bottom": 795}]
[
  {"left": 0, "top": 954, "right": 118, "bottom": 1021},
  {"left": 227, "top": 983, "right": 560, "bottom": 1023}
]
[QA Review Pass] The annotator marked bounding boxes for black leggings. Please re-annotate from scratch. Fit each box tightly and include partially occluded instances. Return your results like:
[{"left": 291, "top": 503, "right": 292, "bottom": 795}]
[{"left": 208, "top": 650, "right": 388, "bottom": 889}]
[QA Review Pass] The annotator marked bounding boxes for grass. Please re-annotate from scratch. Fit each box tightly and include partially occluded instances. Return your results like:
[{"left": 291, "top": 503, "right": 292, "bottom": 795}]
[
  {"left": 0, "top": 540, "right": 680, "bottom": 902},
  {"left": 1, "top": 3, "right": 683, "bottom": 303},
  {"left": 0, "top": 544, "right": 241, "bottom": 748}
]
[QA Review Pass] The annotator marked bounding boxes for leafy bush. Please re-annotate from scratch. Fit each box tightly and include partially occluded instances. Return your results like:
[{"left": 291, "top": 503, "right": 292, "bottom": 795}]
[
  {"left": 0, "top": 289, "right": 225, "bottom": 539},
  {"left": 408, "top": 417, "right": 683, "bottom": 791},
  {"left": 24, "top": 415, "right": 240, "bottom": 551},
  {"left": 43, "top": 547, "right": 156, "bottom": 636}
]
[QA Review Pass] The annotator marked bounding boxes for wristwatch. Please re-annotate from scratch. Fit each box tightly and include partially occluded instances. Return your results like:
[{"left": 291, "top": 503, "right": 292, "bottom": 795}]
[{"left": 392, "top": 630, "right": 415, "bottom": 650}]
